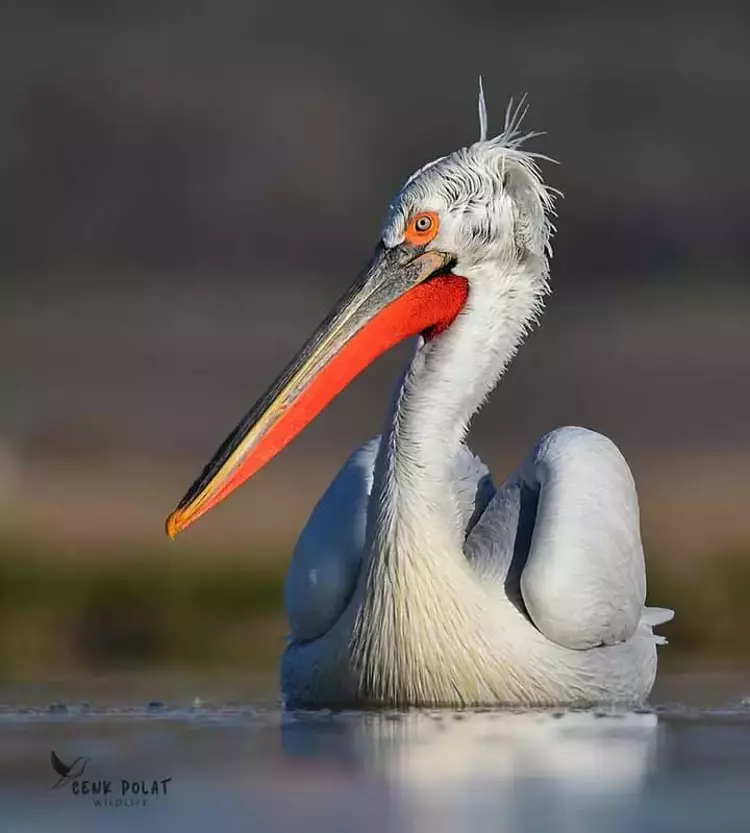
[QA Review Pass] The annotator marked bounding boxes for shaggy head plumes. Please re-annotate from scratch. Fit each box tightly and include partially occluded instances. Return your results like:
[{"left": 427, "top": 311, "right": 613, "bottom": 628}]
[{"left": 381, "top": 97, "right": 557, "bottom": 283}]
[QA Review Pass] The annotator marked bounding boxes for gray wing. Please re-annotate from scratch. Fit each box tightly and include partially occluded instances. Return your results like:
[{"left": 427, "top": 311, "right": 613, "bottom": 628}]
[
  {"left": 450, "top": 443, "right": 497, "bottom": 538},
  {"left": 466, "top": 427, "right": 670, "bottom": 650},
  {"left": 284, "top": 438, "right": 379, "bottom": 642}
]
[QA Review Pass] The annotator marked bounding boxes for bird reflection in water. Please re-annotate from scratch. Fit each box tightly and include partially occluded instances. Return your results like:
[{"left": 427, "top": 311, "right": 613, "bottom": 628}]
[{"left": 280, "top": 709, "right": 658, "bottom": 830}]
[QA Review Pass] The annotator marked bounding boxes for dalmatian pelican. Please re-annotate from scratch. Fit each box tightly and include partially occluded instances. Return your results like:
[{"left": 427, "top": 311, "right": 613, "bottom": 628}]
[{"left": 166, "top": 88, "right": 673, "bottom": 708}]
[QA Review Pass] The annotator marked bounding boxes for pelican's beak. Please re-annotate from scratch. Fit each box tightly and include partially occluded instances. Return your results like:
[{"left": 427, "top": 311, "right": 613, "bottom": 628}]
[{"left": 166, "top": 244, "right": 468, "bottom": 538}]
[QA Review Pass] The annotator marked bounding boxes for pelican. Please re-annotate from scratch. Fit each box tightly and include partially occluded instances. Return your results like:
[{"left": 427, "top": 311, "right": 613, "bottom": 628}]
[{"left": 166, "top": 90, "right": 673, "bottom": 708}]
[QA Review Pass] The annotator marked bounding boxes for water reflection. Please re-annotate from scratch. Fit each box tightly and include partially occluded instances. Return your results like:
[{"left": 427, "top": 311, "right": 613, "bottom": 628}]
[
  {"left": 281, "top": 710, "right": 659, "bottom": 832},
  {"left": 3, "top": 696, "right": 750, "bottom": 833}
]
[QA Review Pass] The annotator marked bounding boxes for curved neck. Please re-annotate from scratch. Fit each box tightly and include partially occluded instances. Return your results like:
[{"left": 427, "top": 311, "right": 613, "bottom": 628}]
[
  {"left": 354, "top": 332, "right": 481, "bottom": 702},
  {"left": 351, "top": 262, "right": 547, "bottom": 703},
  {"left": 368, "top": 263, "right": 546, "bottom": 553}
]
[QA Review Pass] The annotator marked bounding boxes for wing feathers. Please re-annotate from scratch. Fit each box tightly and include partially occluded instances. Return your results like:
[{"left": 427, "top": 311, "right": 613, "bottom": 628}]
[{"left": 517, "top": 427, "right": 647, "bottom": 649}]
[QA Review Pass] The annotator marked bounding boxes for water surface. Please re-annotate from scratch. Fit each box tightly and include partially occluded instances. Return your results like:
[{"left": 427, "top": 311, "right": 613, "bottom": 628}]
[{"left": 1, "top": 673, "right": 748, "bottom": 833}]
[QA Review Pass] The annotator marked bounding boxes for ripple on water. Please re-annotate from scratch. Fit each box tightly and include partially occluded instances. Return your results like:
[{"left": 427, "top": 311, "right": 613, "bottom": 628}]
[{"left": 0, "top": 696, "right": 749, "bottom": 727}]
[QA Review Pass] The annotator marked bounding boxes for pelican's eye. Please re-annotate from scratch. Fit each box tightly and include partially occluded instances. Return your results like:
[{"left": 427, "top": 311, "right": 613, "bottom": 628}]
[{"left": 404, "top": 211, "right": 439, "bottom": 245}]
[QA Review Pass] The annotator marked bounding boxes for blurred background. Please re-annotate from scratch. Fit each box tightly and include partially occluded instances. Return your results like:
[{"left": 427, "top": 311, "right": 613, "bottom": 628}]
[{"left": 1, "top": 0, "right": 748, "bottom": 682}]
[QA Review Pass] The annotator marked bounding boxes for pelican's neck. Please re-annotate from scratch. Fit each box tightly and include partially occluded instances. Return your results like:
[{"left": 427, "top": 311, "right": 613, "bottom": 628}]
[
  {"left": 368, "top": 261, "right": 546, "bottom": 554},
  {"left": 352, "top": 261, "right": 546, "bottom": 703}
]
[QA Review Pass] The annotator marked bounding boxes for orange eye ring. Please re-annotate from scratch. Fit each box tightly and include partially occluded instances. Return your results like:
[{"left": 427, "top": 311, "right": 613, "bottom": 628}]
[{"left": 404, "top": 211, "right": 440, "bottom": 245}]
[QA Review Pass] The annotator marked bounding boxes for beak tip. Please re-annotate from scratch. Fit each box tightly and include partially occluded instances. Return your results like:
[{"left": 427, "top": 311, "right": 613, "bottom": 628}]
[{"left": 165, "top": 511, "right": 182, "bottom": 540}]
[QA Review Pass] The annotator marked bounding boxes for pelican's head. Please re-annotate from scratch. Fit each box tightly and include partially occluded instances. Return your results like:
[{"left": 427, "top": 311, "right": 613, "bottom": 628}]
[
  {"left": 382, "top": 118, "right": 554, "bottom": 287},
  {"left": 166, "top": 95, "right": 555, "bottom": 537}
]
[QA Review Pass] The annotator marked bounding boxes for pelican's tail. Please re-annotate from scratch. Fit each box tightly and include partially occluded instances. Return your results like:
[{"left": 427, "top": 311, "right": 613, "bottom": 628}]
[{"left": 641, "top": 606, "right": 674, "bottom": 645}]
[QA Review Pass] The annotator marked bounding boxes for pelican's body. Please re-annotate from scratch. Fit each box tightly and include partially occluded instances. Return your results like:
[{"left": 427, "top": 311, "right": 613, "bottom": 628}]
[
  {"left": 283, "top": 430, "right": 668, "bottom": 707},
  {"left": 167, "top": 93, "right": 673, "bottom": 708}
]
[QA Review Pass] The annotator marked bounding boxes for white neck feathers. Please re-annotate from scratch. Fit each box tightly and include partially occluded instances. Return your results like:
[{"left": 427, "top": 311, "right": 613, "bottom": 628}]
[{"left": 350, "top": 260, "right": 546, "bottom": 704}]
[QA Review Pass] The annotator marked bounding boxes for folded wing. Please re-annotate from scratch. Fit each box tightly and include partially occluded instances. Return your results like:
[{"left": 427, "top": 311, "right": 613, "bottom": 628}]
[{"left": 467, "top": 427, "right": 659, "bottom": 650}]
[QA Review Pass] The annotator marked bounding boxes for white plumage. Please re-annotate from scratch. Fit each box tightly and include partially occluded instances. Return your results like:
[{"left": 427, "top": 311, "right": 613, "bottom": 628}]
[
  {"left": 168, "top": 89, "right": 673, "bottom": 708},
  {"left": 281, "top": 98, "right": 672, "bottom": 707}
]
